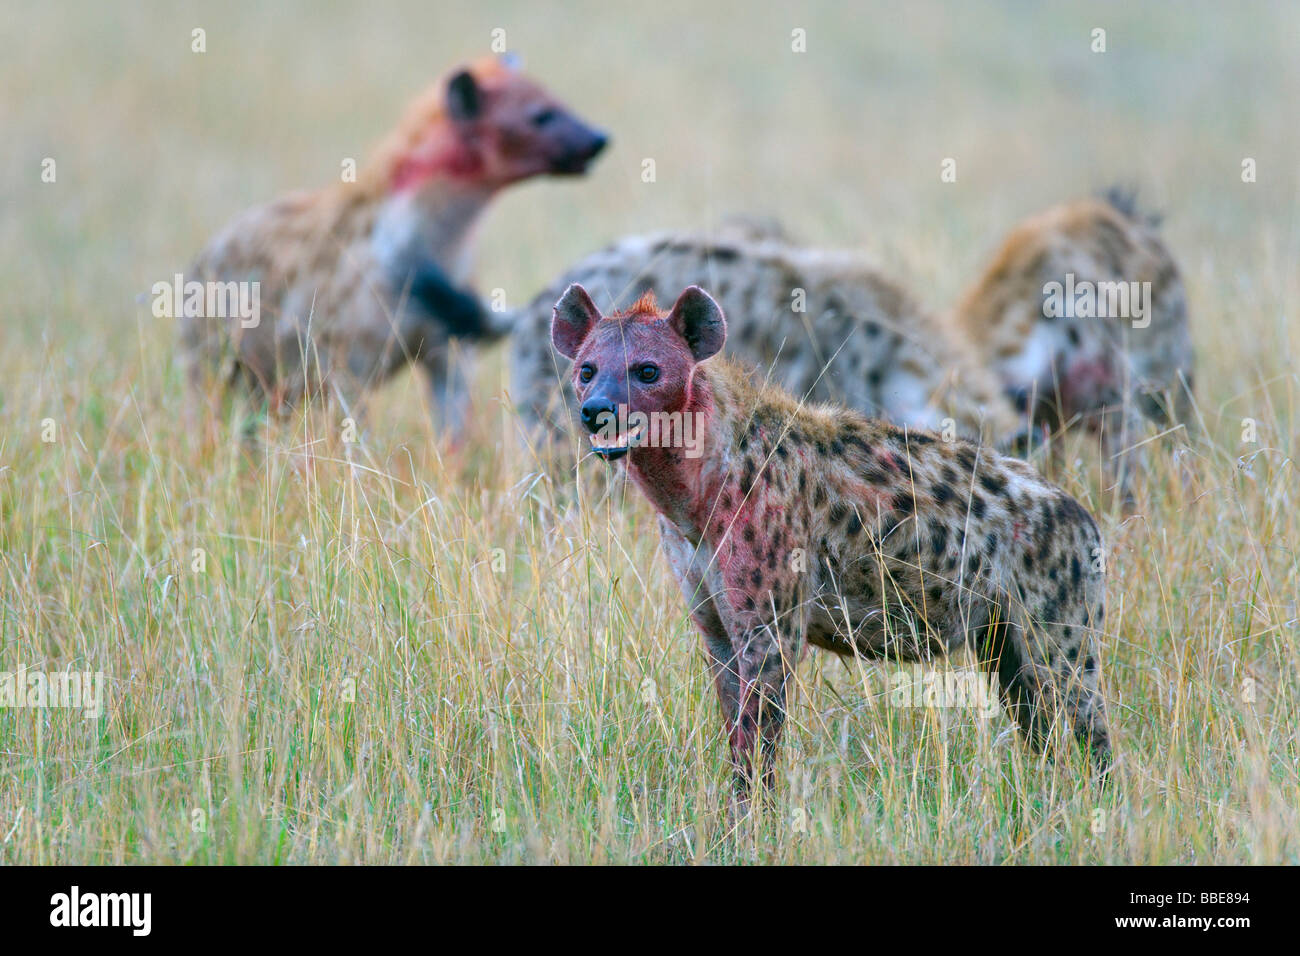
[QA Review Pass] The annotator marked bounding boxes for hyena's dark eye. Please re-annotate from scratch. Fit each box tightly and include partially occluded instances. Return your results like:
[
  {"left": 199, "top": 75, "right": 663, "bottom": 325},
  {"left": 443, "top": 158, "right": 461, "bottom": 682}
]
[
  {"left": 636, "top": 364, "right": 659, "bottom": 384},
  {"left": 579, "top": 364, "right": 595, "bottom": 383},
  {"left": 531, "top": 107, "right": 558, "bottom": 128}
]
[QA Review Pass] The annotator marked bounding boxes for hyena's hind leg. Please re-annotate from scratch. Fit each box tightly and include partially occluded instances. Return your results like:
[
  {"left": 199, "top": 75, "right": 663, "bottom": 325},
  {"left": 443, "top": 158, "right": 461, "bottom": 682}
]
[
  {"left": 419, "top": 347, "right": 476, "bottom": 448},
  {"left": 178, "top": 316, "right": 249, "bottom": 447},
  {"left": 973, "top": 600, "right": 1113, "bottom": 779}
]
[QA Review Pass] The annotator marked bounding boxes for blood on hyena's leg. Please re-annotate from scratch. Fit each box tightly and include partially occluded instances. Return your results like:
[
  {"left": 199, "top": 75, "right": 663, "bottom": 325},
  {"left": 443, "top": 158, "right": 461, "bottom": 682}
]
[
  {"left": 660, "top": 516, "right": 795, "bottom": 802},
  {"left": 725, "top": 625, "right": 797, "bottom": 797}
]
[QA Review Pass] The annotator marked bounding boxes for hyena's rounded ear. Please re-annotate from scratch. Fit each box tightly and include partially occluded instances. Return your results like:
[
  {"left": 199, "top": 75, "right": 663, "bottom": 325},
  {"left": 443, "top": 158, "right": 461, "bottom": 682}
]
[
  {"left": 552, "top": 284, "right": 602, "bottom": 359},
  {"left": 668, "top": 286, "right": 726, "bottom": 361},
  {"left": 446, "top": 70, "right": 482, "bottom": 123}
]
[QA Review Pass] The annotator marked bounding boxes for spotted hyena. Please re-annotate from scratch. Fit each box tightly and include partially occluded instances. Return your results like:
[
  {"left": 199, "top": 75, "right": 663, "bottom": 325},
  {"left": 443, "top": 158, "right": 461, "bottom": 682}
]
[
  {"left": 952, "top": 190, "right": 1194, "bottom": 501},
  {"left": 552, "top": 283, "right": 1112, "bottom": 798},
  {"left": 179, "top": 55, "right": 607, "bottom": 432},
  {"left": 512, "top": 223, "right": 1020, "bottom": 461}
]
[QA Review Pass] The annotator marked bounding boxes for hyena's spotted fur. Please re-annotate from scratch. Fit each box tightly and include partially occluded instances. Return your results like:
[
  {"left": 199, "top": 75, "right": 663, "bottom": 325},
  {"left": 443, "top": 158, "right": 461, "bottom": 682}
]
[
  {"left": 179, "top": 56, "right": 606, "bottom": 432},
  {"left": 553, "top": 283, "right": 1112, "bottom": 797},
  {"left": 513, "top": 224, "right": 1020, "bottom": 459},
  {"left": 953, "top": 191, "right": 1194, "bottom": 499}
]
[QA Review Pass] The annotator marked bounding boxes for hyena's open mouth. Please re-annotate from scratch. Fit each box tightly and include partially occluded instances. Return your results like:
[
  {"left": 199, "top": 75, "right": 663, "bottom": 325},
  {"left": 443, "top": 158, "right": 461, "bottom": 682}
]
[
  {"left": 551, "top": 151, "right": 601, "bottom": 175},
  {"left": 588, "top": 422, "right": 645, "bottom": 461}
]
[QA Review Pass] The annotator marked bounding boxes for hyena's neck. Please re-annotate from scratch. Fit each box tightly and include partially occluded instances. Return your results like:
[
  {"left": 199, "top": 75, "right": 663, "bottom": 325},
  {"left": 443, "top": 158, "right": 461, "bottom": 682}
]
[
  {"left": 368, "top": 178, "right": 497, "bottom": 286},
  {"left": 625, "top": 368, "right": 737, "bottom": 536}
]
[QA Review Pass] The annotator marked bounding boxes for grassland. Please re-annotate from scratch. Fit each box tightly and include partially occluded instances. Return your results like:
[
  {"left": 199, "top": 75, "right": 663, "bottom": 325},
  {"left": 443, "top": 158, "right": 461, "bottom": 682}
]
[{"left": 0, "top": 0, "right": 1297, "bottom": 863}]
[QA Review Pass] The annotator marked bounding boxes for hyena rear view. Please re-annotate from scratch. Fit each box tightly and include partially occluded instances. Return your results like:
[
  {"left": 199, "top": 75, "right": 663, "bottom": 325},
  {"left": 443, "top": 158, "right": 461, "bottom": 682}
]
[
  {"left": 952, "top": 190, "right": 1195, "bottom": 502},
  {"left": 553, "top": 283, "right": 1112, "bottom": 798},
  {"left": 179, "top": 55, "right": 607, "bottom": 433},
  {"left": 512, "top": 225, "right": 1020, "bottom": 462}
]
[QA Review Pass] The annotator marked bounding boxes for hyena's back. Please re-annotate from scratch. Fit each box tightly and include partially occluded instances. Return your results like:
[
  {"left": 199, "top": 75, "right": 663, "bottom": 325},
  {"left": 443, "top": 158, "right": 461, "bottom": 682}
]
[
  {"left": 178, "top": 191, "right": 379, "bottom": 399},
  {"left": 510, "top": 227, "right": 1019, "bottom": 452}
]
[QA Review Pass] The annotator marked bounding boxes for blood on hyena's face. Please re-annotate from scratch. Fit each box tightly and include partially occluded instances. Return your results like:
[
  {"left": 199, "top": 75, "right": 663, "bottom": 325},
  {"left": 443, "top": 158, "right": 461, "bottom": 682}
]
[
  {"left": 551, "top": 285, "right": 725, "bottom": 461},
  {"left": 446, "top": 64, "right": 609, "bottom": 185},
  {"left": 391, "top": 59, "right": 609, "bottom": 193}
]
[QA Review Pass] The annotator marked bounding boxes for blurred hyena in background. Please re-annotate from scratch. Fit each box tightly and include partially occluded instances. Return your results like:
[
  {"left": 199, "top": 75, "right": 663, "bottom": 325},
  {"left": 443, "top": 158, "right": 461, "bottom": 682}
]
[
  {"left": 509, "top": 194, "right": 1191, "bottom": 488},
  {"left": 951, "top": 190, "right": 1195, "bottom": 503},
  {"left": 510, "top": 221, "right": 1021, "bottom": 465},
  {"left": 178, "top": 55, "right": 607, "bottom": 434}
]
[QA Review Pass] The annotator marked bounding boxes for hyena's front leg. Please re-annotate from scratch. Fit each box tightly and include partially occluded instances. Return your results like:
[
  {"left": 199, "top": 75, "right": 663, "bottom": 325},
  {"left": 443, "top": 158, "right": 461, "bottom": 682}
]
[
  {"left": 714, "top": 560, "right": 805, "bottom": 798},
  {"left": 658, "top": 519, "right": 742, "bottom": 743},
  {"left": 727, "top": 622, "right": 798, "bottom": 796},
  {"left": 1094, "top": 400, "right": 1147, "bottom": 511},
  {"left": 662, "top": 518, "right": 800, "bottom": 799}
]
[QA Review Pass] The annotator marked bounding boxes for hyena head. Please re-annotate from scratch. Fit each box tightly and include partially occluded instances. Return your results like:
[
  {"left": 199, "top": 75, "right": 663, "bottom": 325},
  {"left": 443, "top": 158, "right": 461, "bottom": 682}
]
[
  {"left": 1007, "top": 314, "right": 1122, "bottom": 421},
  {"left": 551, "top": 285, "right": 726, "bottom": 460},
  {"left": 389, "top": 56, "right": 608, "bottom": 191}
]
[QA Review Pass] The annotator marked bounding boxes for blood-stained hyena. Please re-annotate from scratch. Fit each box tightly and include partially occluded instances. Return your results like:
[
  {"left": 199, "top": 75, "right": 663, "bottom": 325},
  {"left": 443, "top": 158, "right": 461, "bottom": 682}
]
[
  {"left": 512, "top": 225, "right": 1020, "bottom": 461},
  {"left": 952, "top": 190, "right": 1194, "bottom": 501},
  {"left": 179, "top": 56, "right": 607, "bottom": 432},
  {"left": 552, "top": 283, "right": 1112, "bottom": 799}
]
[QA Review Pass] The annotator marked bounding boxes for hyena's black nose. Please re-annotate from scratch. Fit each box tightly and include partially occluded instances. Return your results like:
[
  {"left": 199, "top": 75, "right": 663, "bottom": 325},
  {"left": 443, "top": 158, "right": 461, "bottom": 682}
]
[
  {"left": 580, "top": 398, "right": 616, "bottom": 434},
  {"left": 552, "top": 118, "right": 609, "bottom": 173},
  {"left": 586, "top": 130, "right": 609, "bottom": 158}
]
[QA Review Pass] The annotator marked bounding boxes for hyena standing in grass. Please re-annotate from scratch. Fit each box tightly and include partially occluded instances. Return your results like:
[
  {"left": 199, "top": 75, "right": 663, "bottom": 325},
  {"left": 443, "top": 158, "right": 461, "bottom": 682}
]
[
  {"left": 952, "top": 191, "right": 1195, "bottom": 502},
  {"left": 179, "top": 56, "right": 607, "bottom": 433},
  {"left": 512, "top": 225, "right": 1021, "bottom": 460},
  {"left": 552, "top": 283, "right": 1112, "bottom": 800}
]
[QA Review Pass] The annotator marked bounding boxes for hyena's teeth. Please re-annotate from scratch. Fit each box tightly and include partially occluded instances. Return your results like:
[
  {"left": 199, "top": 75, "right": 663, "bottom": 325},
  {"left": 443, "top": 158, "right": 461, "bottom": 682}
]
[
  {"left": 590, "top": 424, "right": 646, "bottom": 451},
  {"left": 589, "top": 431, "right": 630, "bottom": 450}
]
